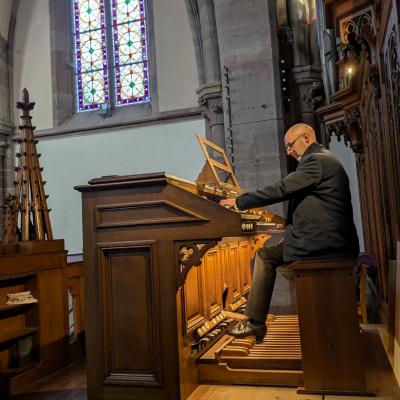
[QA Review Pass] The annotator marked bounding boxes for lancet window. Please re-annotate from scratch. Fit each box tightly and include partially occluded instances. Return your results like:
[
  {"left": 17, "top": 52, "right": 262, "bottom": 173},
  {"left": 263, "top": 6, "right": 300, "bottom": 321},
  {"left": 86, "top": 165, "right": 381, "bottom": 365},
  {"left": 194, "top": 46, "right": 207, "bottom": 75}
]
[{"left": 72, "top": 0, "right": 150, "bottom": 111}]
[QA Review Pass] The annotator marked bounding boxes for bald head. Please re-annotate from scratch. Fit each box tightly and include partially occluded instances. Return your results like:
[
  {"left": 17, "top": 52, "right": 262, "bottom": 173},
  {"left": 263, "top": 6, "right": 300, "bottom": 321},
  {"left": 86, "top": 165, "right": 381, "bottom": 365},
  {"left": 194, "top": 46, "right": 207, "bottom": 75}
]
[
  {"left": 285, "top": 123, "right": 316, "bottom": 141},
  {"left": 284, "top": 123, "right": 317, "bottom": 161}
]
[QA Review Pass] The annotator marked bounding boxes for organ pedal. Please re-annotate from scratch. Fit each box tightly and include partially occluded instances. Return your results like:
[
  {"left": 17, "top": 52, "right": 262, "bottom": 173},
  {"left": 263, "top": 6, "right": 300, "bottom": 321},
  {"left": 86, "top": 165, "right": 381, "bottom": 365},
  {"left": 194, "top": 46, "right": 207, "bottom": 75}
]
[{"left": 198, "top": 314, "right": 303, "bottom": 386}]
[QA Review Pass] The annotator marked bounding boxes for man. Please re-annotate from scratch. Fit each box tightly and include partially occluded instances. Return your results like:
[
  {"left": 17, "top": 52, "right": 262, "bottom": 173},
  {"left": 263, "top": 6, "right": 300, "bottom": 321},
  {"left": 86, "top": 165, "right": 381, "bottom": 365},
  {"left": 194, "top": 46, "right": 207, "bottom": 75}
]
[{"left": 220, "top": 123, "right": 359, "bottom": 341}]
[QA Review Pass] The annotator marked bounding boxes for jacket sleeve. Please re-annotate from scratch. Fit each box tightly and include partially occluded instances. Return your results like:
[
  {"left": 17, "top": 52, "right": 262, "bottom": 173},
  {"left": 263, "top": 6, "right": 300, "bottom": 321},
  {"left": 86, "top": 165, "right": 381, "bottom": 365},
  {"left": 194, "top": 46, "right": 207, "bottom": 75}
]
[{"left": 235, "top": 155, "right": 322, "bottom": 210}]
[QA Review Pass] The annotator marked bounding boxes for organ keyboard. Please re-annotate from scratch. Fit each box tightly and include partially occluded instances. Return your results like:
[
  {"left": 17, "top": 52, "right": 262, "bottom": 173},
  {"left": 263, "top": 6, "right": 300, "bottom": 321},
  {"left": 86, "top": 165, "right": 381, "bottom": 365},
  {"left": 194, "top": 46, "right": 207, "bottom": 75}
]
[{"left": 165, "top": 172, "right": 282, "bottom": 235}]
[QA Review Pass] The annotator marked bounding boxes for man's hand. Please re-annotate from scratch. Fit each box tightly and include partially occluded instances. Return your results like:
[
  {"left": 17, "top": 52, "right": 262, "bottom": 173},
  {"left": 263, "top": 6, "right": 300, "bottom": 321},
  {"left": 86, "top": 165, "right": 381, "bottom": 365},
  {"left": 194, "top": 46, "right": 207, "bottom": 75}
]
[{"left": 219, "top": 198, "right": 237, "bottom": 209}]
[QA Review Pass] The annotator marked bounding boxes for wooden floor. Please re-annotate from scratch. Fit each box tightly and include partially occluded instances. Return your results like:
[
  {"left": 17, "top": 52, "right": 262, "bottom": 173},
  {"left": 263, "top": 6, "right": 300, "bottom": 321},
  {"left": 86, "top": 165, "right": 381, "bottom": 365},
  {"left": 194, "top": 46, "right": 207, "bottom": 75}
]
[
  {"left": 11, "top": 361, "right": 87, "bottom": 400},
  {"left": 10, "top": 328, "right": 400, "bottom": 400}
]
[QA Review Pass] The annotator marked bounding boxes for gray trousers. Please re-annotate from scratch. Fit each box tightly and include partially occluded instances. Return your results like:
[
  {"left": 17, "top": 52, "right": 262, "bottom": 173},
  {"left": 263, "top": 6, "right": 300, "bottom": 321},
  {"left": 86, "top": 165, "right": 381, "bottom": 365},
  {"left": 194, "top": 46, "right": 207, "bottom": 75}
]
[{"left": 245, "top": 241, "right": 292, "bottom": 322}]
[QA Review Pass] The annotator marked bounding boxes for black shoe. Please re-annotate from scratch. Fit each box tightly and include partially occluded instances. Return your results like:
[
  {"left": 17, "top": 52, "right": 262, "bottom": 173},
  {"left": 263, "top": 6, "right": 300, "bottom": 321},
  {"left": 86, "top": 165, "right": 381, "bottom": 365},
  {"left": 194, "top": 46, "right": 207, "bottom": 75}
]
[{"left": 227, "top": 319, "right": 267, "bottom": 343}]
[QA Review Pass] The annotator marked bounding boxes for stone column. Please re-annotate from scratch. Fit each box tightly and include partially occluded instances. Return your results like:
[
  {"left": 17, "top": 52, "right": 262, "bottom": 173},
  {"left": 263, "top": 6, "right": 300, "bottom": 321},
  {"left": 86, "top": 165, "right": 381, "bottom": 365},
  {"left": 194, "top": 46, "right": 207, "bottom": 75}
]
[
  {"left": 0, "top": 36, "right": 11, "bottom": 128},
  {"left": 213, "top": 0, "right": 286, "bottom": 217},
  {"left": 0, "top": 34, "right": 14, "bottom": 238},
  {"left": 185, "top": 0, "right": 225, "bottom": 147},
  {"left": 288, "top": 0, "right": 324, "bottom": 131},
  {"left": 288, "top": 0, "right": 310, "bottom": 67},
  {"left": 198, "top": 0, "right": 221, "bottom": 83},
  {"left": 316, "top": 0, "right": 338, "bottom": 101}
]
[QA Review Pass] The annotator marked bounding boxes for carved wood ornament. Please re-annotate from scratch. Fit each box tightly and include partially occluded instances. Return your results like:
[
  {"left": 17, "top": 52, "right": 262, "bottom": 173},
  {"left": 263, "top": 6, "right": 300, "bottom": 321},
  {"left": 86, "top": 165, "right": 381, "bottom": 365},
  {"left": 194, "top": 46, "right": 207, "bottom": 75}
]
[
  {"left": 326, "top": 119, "right": 347, "bottom": 144},
  {"left": 318, "top": 0, "right": 400, "bottom": 300},
  {"left": 344, "top": 105, "right": 363, "bottom": 153},
  {"left": 176, "top": 240, "right": 219, "bottom": 288},
  {"left": 11, "top": 89, "right": 53, "bottom": 241}
]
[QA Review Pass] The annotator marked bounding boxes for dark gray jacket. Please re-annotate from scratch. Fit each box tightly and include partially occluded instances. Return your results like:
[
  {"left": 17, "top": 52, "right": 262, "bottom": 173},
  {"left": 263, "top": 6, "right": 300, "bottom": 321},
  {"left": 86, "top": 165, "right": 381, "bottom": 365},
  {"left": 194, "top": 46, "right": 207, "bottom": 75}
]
[{"left": 236, "top": 143, "right": 359, "bottom": 262}]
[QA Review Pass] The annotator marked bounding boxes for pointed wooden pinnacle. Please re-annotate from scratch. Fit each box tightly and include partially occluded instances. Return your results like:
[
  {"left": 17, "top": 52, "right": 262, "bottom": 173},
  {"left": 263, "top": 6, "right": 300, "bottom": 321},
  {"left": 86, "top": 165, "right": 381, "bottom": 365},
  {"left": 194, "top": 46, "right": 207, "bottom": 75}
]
[{"left": 16, "top": 88, "right": 35, "bottom": 115}]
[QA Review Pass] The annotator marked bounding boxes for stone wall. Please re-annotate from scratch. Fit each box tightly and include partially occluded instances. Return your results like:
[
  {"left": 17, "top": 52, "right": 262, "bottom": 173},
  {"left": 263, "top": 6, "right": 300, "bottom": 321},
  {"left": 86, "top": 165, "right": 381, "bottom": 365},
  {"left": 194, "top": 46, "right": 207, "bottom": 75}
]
[
  {"left": 214, "top": 0, "right": 286, "bottom": 217},
  {"left": 0, "top": 32, "right": 14, "bottom": 238}
]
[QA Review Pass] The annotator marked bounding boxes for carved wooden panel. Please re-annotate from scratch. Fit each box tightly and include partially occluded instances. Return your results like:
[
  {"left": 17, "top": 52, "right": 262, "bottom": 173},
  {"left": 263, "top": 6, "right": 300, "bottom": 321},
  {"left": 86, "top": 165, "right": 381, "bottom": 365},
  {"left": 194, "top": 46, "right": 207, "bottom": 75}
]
[
  {"left": 381, "top": 1, "right": 400, "bottom": 252},
  {"left": 322, "top": 0, "right": 400, "bottom": 299},
  {"left": 218, "top": 243, "right": 232, "bottom": 307},
  {"left": 182, "top": 263, "right": 206, "bottom": 334},
  {"left": 98, "top": 242, "right": 163, "bottom": 387},
  {"left": 362, "top": 82, "right": 391, "bottom": 296},
  {"left": 239, "top": 240, "right": 252, "bottom": 295},
  {"left": 38, "top": 269, "right": 65, "bottom": 361},
  {"left": 227, "top": 242, "right": 242, "bottom": 303},
  {"left": 338, "top": 5, "right": 375, "bottom": 44},
  {"left": 354, "top": 0, "right": 400, "bottom": 298},
  {"left": 201, "top": 247, "right": 223, "bottom": 318},
  {"left": 64, "top": 258, "right": 85, "bottom": 361}
]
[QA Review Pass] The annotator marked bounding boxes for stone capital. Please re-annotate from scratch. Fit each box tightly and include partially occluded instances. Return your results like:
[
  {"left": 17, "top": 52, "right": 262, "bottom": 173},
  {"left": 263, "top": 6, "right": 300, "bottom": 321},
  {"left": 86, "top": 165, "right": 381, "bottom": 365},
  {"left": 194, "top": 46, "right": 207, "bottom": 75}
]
[
  {"left": 0, "top": 120, "right": 14, "bottom": 136},
  {"left": 291, "top": 66, "right": 324, "bottom": 115},
  {"left": 196, "top": 81, "right": 222, "bottom": 102},
  {"left": 291, "top": 65, "right": 323, "bottom": 82}
]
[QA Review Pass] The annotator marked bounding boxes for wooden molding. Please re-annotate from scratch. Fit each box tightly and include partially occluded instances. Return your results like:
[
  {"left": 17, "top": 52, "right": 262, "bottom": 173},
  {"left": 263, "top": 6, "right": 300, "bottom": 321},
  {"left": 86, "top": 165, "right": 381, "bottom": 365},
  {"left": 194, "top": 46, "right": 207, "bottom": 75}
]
[{"left": 95, "top": 200, "right": 209, "bottom": 229}]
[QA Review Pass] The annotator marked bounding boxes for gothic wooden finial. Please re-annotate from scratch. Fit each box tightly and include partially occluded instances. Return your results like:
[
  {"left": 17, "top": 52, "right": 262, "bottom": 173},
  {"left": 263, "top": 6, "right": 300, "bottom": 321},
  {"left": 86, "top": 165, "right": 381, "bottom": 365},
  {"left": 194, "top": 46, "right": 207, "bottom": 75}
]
[
  {"left": 16, "top": 88, "right": 36, "bottom": 116},
  {"left": 12, "top": 90, "right": 53, "bottom": 241}
]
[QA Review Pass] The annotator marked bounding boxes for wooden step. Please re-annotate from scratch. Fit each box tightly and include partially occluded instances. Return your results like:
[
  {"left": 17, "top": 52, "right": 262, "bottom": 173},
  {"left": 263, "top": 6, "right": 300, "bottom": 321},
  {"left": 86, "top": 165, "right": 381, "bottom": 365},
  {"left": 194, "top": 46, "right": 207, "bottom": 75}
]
[{"left": 199, "top": 362, "right": 303, "bottom": 386}]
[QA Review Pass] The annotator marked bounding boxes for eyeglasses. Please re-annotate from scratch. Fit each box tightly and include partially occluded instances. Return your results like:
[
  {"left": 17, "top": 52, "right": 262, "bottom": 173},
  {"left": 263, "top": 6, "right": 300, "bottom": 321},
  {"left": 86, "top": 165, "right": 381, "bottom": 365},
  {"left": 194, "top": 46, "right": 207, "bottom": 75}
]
[{"left": 285, "top": 133, "right": 305, "bottom": 151}]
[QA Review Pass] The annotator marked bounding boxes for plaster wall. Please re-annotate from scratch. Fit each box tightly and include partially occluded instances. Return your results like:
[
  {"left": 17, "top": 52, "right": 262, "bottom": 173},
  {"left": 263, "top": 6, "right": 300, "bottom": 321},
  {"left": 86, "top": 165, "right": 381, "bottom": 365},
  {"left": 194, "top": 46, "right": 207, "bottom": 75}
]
[
  {"left": 329, "top": 136, "right": 365, "bottom": 251},
  {"left": 0, "top": 0, "right": 13, "bottom": 40},
  {"left": 13, "top": 0, "right": 53, "bottom": 129},
  {"left": 153, "top": 0, "right": 199, "bottom": 111},
  {"left": 37, "top": 118, "right": 206, "bottom": 253}
]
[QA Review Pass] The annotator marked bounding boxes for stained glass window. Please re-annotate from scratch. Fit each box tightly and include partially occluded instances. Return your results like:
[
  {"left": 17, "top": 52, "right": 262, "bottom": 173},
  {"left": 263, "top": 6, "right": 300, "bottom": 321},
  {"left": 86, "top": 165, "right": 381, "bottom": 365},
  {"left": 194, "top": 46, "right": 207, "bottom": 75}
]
[
  {"left": 112, "top": 0, "right": 149, "bottom": 105},
  {"left": 72, "top": 0, "right": 150, "bottom": 111},
  {"left": 72, "top": 0, "right": 109, "bottom": 111}
]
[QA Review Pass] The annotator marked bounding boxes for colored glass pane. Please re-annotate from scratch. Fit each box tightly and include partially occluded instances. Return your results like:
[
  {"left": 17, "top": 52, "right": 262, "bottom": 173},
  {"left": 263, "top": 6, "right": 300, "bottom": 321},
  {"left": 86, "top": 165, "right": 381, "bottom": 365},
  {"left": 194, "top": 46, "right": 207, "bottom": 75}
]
[
  {"left": 114, "top": 0, "right": 141, "bottom": 24},
  {"left": 117, "top": 62, "right": 148, "bottom": 101},
  {"left": 112, "top": 0, "right": 150, "bottom": 105},
  {"left": 117, "top": 20, "right": 143, "bottom": 64},
  {"left": 73, "top": 0, "right": 109, "bottom": 111},
  {"left": 81, "top": 70, "right": 108, "bottom": 105}
]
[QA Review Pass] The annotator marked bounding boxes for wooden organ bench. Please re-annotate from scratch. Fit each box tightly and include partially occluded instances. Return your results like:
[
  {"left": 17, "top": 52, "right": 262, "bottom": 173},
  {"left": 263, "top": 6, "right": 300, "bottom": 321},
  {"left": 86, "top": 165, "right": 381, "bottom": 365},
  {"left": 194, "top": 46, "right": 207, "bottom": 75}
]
[{"left": 289, "top": 259, "right": 373, "bottom": 396}]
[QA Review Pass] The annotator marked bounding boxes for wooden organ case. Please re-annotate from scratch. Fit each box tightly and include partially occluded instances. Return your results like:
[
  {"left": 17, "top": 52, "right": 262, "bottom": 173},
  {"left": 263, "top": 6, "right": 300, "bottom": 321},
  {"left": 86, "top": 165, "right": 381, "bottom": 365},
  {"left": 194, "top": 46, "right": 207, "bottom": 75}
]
[
  {"left": 75, "top": 136, "right": 296, "bottom": 400},
  {"left": 0, "top": 90, "right": 68, "bottom": 397}
]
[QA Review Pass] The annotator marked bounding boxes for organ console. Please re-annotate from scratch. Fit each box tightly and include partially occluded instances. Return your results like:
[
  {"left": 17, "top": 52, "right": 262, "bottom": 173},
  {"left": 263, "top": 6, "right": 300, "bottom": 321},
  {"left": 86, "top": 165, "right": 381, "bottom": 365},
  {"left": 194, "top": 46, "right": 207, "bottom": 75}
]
[
  {"left": 75, "top": 134, "right": 288, "bottom": 400},
  {"left": 75, "top": 135, "right": 370, "bottom": 400}
]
